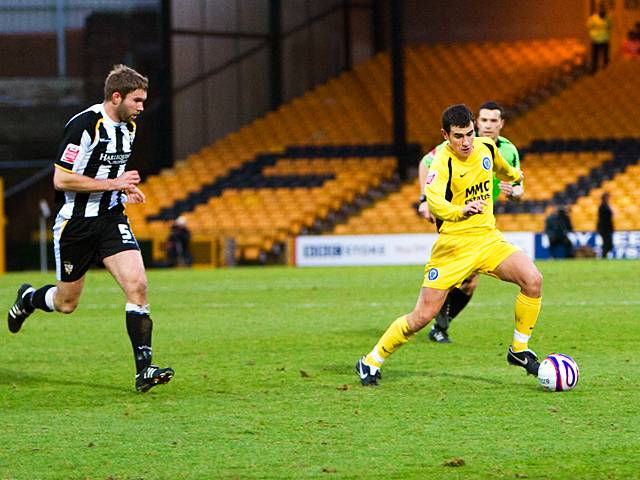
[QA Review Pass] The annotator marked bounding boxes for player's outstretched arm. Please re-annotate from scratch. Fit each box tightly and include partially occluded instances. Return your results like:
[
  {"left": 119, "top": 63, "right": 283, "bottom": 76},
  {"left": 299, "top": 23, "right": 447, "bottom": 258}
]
[{"left": 54, "top": 167, "right": 140, "bottom": 193}]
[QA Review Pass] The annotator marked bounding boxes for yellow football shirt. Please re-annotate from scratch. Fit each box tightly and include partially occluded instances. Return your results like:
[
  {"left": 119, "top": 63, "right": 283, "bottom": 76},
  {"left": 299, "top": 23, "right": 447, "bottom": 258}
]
[{"left": 425, "top": 136, "right": 521, "bottom": 235}]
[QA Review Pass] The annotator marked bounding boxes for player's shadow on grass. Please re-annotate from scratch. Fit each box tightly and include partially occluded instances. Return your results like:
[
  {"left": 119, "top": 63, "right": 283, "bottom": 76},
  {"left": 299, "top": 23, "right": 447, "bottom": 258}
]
[
  {"left": 391, "top": 370, "right": 538, "bottom": 389},
  {"left": 421, "top": 371, "right": 505, "bottom": 386},
  {"left": 327, "top": 363, "right": 533, "bottom": 388},
  {"left": 325, "top": 363, "right": 506, "bottom": 385},
  {"left": 0, "top": 368, "right": 130, "bottom": 393}
]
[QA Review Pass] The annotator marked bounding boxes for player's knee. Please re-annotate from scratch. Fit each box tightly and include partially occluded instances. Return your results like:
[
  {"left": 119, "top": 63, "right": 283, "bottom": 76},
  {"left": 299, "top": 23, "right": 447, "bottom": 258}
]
[
  {"left": 410, "top": 309, "right": 436, "bottom": 331},
  {"left": 460, "top": 279, "right": 478, "bottom": 295},
  {"left": 533, "top": 270, "right": 543, "bottom": 291},
  {"left": 56, "top": 298, "right": 78, "bottom": 314},
  {"left": 524, "top": 269, "right": 543, "bottom": 296},
  {"left": 126, "top": 275, "right": 148, "bottom": 297}
]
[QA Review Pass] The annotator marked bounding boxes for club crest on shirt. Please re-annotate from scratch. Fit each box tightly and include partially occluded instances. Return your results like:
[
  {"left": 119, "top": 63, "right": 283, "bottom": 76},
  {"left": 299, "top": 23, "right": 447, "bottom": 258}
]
[
  {"left": 61, "top": 144, "right": 80, "bottom": 164},
  {"left": 64, "top": 261, "right": 74, "bottom": 275},
  {"left": 482, "top": 156, "right": 492, "bottom": 171},
  {"left": 427, "top": 268, "right": 439, "bottom": 281},
  {"left": 426, "top": 171, "right": 437, "bottom": 185}
]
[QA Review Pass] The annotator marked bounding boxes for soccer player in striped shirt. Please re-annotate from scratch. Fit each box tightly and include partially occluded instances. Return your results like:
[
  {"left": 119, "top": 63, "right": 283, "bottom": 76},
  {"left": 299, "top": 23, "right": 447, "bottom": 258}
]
[
  {"left": 417, "top": 101, "right": 522, "bottom": 343},
  {"left": 7, "top": 65, "right": 174, "bottom": 392}
]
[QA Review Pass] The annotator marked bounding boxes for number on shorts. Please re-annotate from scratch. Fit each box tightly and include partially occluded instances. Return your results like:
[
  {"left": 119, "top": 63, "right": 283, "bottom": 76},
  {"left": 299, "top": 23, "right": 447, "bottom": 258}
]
[{"left": 118, "top": 224, "right": 133, "bottom": 241}]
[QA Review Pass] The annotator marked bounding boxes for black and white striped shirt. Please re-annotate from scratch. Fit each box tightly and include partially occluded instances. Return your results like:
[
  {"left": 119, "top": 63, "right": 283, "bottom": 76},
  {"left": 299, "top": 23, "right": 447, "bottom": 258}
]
[{"left": 54, "top": 103, "right": 136, "bottom": 219}]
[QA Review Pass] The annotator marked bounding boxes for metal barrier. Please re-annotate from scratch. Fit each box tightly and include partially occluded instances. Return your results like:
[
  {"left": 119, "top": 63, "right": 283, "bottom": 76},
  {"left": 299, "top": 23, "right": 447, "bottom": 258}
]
[
  {"left": 150, "top": 234, "right": 236, "bottom": 268},
  {"left": 3, "top": 162, "right": 52, "bottom": 198}
]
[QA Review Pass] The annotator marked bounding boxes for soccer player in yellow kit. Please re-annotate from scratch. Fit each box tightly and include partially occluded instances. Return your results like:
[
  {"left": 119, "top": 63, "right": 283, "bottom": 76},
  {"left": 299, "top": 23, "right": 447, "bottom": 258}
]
[
  {"left": 419, "top": 101, "right": 523, "bottom": 343},
  {"left": 356, "top": 104, "right": 543, "bottom": 386}
]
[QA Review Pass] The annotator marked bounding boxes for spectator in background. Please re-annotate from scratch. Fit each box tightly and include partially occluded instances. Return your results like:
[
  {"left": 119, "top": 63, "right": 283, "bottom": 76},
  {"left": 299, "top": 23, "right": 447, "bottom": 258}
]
[
  {"left": 166, "top": 216, "right": 193, "bottom": 267},
  {"left": 587, "top": 3, "right": 612, "bottom": 73},
  {"left": 621, "top": 30, "right": 640, "bottom": 59},
  {"left": 545, "top": 204, "right": 574, "bottom": 259},
  {"left": 597, "top": 192, "right": 614, "bottom": 258}
]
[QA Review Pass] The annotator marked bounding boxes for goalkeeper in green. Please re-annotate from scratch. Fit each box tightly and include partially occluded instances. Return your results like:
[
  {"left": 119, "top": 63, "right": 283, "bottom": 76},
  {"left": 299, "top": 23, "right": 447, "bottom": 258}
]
[{"left": 418, "top": 101, "right": 522, "bottom": 343}]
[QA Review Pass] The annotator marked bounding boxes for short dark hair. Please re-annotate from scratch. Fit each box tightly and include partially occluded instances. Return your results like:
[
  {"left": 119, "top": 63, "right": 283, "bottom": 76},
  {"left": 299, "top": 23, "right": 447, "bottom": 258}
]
[
  {"left": 442, "top": 104, "right": 474, "bottom": 133},
  {"left": 104, "top": 64, "right": 149, "bottom": 101},
  {"left": 478, "top": 101, "right": 505, "bottom": 118}
]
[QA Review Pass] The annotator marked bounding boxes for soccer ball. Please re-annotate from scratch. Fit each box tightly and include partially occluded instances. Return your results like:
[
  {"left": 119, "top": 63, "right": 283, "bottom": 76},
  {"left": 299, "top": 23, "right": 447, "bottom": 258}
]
[{"left": 537, "top": 353, "right": 580, "bottom": 392}]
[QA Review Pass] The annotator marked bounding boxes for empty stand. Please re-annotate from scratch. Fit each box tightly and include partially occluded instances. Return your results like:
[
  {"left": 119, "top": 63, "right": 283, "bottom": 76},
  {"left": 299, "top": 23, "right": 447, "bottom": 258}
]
[
  {"left": 176, "top": 157, "right": 397, "bottom": 262},
  {"left": 506, "top": 60, "right": 640, "bottom": 145},
  {"left": 518, "top": 151, "right": 611, "bottom": 202},
  {"left": 134, "top": 156, "right": 396, "bottom": 263},
  {"left": 333, "top": 180, "right": 437, "bottom": 235},
  {"left": 123, "top": 38, "right": 591, "bottom": 264},
  {"left": 332, "top": 143, "right": 640, "bottom": 235}
]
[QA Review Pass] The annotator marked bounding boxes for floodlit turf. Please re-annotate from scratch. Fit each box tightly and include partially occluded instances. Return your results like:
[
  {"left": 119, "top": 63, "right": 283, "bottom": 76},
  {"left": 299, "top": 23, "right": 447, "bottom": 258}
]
[{"left": 1, "top": 260, "right": 639, "bottom": 479}]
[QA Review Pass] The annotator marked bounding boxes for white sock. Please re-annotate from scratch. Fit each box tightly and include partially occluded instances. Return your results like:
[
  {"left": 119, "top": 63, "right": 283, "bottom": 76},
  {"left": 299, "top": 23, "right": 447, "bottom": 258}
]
[
  {"left": 45, "top": 287, "right": 57, "bottom": 311},
  {"left": 125, "top": 303, "right": 150, "bottom": 314}
]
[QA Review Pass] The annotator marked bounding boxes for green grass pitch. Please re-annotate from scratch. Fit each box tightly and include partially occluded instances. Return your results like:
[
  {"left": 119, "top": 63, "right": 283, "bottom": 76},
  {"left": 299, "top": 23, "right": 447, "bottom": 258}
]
[{"left": 1, "top": 260, "right": 639, "bottom": 479}]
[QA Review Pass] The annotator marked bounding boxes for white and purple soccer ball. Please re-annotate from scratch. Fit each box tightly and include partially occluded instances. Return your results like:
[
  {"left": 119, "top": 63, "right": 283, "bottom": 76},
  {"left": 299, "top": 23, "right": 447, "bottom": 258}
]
[{"left": 537, "top": 353, "right": 580, "bottom": 392}]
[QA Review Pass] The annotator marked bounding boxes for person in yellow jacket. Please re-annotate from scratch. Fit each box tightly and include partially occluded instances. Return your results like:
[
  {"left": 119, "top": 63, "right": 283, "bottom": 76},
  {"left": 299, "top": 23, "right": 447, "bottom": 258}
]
[
  {"left": 355, "top": 104, "right": 544, "bottom": 386},
  {"left": 587, "top": 3, "right": 612, "bottom": 73}
]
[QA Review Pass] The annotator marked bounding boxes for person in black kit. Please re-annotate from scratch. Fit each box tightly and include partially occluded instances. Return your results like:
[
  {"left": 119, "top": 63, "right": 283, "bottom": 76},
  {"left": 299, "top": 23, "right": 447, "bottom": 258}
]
[
  {"left": 6, "top": 65, "right": 174, "bottom": 392},
  {"left": 166, "top": 216, "right": 193, "bottom": 267},
  {"left": 545, "top": 204, "right": 574, "bottom": 259},
  {"left": 597, "top": 192, "right": 614, "bottom": 258}
]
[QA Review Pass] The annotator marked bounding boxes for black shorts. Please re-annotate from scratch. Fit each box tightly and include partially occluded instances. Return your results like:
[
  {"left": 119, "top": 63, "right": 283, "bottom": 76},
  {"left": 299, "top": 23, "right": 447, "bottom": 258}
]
[{"left": 53, "top": 212, "right": 140, "bottom": 282}]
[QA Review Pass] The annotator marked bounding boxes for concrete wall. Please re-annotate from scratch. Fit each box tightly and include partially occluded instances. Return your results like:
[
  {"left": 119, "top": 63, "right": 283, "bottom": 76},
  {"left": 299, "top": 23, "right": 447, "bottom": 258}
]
[{"left": 402, "top": 0, "right": 590, "bottom": 44}]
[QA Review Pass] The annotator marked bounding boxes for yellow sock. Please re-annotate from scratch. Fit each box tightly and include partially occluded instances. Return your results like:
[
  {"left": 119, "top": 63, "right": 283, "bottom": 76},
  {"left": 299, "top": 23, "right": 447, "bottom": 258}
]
[
  {"left": 364, "top": 315, "right": 415, "bottom": 367},
  {"left": 511, "top": 293, "right": 542, "bottom": 352}
]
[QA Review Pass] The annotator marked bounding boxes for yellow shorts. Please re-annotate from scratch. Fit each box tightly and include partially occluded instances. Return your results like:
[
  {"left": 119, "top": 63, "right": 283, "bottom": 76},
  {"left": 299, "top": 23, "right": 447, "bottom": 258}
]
[{"left": 422, "top": 230, "right": 520, "bottom": 290}]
